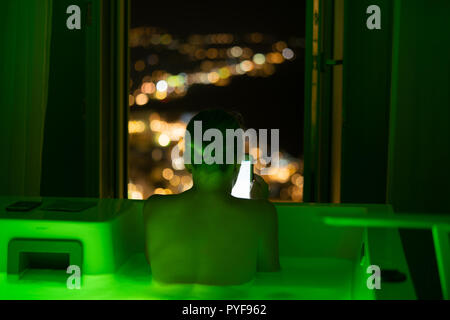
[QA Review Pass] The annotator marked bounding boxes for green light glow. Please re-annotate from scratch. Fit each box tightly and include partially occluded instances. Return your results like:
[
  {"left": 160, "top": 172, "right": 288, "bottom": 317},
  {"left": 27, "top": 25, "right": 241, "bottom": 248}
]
[
  {"left": 0, "top": 200, "right": 415, "bottom": 299},
  {"left": 0, "top": 255, "right": 355, "bottom": 300}
]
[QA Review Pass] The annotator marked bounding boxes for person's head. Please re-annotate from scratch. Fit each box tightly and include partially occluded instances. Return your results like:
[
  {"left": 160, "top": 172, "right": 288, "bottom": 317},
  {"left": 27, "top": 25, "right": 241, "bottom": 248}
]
[{"left": 184, "top": 109, "right": 244, "bottom": 191}]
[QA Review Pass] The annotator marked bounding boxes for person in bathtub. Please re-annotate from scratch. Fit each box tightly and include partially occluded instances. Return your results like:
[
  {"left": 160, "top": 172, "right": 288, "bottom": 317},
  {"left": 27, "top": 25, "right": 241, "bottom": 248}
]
[{"left": 143, "top": 109, "right": 280, "bottom": 286}]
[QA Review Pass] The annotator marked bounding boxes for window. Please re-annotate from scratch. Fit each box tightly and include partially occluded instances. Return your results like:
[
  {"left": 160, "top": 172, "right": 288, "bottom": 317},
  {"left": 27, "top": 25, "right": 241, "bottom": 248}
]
[{"left": 128, "top": 1, "right": 306, "bottom": 201}]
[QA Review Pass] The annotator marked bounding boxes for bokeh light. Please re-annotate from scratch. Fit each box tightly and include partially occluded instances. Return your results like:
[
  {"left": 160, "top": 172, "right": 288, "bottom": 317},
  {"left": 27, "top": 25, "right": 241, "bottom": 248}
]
[
  {"left": 135, "top": 93, "right": 149, "bottom": 106},
  {"left": 158, "top": 133, "right": 171, "bottom": 147}
]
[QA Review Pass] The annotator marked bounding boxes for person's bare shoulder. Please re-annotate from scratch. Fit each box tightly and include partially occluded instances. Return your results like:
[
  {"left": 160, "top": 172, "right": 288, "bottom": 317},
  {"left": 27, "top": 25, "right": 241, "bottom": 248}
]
[
  {"left": 242, "top": 197, "right": 276, "bottom": 214},
  {"left": 243, "top": 199, "right": 279, "bottom": 271},
  {"left": 256, "top": 200, "right": 278, "bottom": 227},
  {"left": 231, "top": 197, "right": 278, "bottom": 224}
]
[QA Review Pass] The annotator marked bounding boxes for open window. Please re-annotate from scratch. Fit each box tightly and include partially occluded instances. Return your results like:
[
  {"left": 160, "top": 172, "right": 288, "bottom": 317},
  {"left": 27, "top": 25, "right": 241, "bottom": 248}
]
[{"left": 127, "top": 1, "right": 306, "bottom": 202}]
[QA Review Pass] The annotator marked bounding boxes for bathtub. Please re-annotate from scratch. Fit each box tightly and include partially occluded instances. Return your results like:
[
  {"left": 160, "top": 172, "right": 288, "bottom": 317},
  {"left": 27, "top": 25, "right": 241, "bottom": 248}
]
[{"left": 0, "top": 197, "right": 418, "bottom": 299}]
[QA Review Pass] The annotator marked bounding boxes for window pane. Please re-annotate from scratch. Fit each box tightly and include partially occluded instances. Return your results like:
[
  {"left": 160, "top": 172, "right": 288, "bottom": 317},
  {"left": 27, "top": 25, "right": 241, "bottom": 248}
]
[{"left": 129, "top": 1, "right": 305, "bottom": 201}]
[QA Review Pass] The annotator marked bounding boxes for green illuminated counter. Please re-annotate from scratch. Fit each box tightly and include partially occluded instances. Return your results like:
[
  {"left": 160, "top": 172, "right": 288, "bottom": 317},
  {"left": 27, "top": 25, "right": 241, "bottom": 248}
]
[
  {"left": 0, "top": 197, "right": 144, "bottom": 275},
  {"left": 0, "top": 254, "right": 354, "bottom": 300},
  {"left": 0, "top": 197, "right": 418, "bottom": 300}
]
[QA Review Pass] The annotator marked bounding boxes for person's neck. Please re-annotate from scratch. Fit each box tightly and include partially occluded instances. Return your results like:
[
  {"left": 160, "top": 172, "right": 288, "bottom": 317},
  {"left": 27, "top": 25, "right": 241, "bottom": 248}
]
[
  {"left": 190, "top": 171, "right": 234, "bottom": 195},
  {"left": 190, "top": 183, "right": 232, "bottom": 195}
]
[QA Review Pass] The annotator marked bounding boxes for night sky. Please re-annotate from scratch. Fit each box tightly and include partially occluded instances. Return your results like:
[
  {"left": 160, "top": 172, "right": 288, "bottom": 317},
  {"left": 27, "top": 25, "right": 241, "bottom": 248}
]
[{"left": 130, "top": 0, "right": 306, "bottom": 157}]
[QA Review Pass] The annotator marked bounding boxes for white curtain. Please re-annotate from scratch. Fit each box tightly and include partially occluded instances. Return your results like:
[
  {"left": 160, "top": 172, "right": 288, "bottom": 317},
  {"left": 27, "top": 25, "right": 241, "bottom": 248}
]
[{"left": 0, "top": 0, "right": 53, "bottom": 196}]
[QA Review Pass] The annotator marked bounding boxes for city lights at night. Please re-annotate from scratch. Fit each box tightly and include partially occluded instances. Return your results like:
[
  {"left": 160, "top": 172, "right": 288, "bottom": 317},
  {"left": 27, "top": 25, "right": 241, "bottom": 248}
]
[
  {"left": 128, "top": 27, "right": 303, "bottom": 106},
  {"left": 128, "top": 4, "right": 305, "bottom": 202}
]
